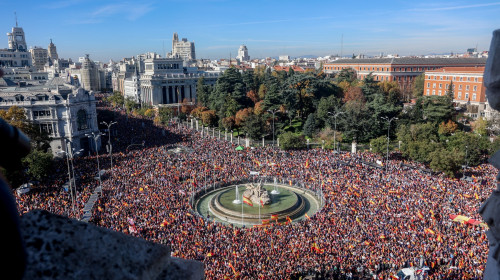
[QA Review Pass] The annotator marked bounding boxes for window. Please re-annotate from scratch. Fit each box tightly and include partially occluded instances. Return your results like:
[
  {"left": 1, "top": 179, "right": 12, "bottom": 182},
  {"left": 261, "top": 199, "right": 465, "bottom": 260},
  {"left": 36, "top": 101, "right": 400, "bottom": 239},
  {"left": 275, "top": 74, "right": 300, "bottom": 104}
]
[
  {"left": 465, "top": 93, "right": 469, "bottom": 100},
  {"left": 439, "top": 84, "right": 442, "bottom": 88},
  {"left": 460, "top": 77, "right": 463, "bottom": 81},
  {"left": 473, "top": 93, "right": 477, "bottom": 100},
  {"left": 458, "top": 92, "right": 462, "bottom": 99},
  {"left": 438, "top": 90, "right": 442, "bottom": 96},
  {"left": 445, "top": 84, "right": 449, "bottom": 89},
  {"left": 459, "top": 85, "right": 462, "bottom": 89},
  {"left": 77, "top": 109, "right": 88, "bottom": 130},
  {"left": 432, "top": 90, "right": 436, "bottom": 95},
  {"left": 473, "top": 85, "right": 477, "bottom": 91},
  {"left": 39, "top": 123, "right": 53, "bottom": 134},
  {"left": 427, "top": 82, "right": 430, "bottom": 88},
  {"left": 466, "top": 85, "right": 470, "bottom": 90},
  {"left": 426, "top": 89, "right": 430, "bottom": 95},
  {"left": 433, "top": 83, "right": 436, "bottom": 88}
]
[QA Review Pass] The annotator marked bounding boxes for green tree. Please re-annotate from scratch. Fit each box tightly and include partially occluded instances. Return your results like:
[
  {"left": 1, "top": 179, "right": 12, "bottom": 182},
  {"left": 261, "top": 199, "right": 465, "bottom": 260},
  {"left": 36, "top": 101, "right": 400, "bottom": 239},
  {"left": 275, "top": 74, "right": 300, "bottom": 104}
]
[
  {"left": 447, "top": 81, "right": 454, "bottom": 102},
  {"left": 22, "top": 149, "right": 53, "bottom": 180},
  {"left": 242, "top": 114, "right": 266, "bottom": 139},
  {"left": 124, "top": 97, "right": 137, "bottom": 113},
  {"left": 370, "top": 136, "right": 387, "bottom": 154},
  {"left": 107, "top": 91, "right": 125, "bottom": 108},
  {"left": 316, "top": 95, "right": 342, "bottom": 127},
  {"left": 303, "top": 113, "right": 318, "bottom": 138},
  {"left": 335, "top": 68, "right": 357, "bottom": 84},
  {"left": 196, "top": 76, "right": 210, "bottom": 106},
  {"left": 279, "top": 132, "right": 306, "bottom": 150},
  {"left": 421, "top": 96, "right": 454, "bottom": 124},
  {"left": 429, "top": 148, "right": 463, "bottom": 177},
  {"left": 412, "top": 74, "right": 425, "bottom": 98}
]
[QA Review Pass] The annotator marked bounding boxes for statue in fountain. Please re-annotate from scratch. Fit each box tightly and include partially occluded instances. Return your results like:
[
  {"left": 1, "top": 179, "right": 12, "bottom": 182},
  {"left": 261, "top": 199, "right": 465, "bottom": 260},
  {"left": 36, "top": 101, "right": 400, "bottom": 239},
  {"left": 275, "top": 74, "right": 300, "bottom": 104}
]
[{"left": 243, "top": 182, "right": 271, "bottom": 206}]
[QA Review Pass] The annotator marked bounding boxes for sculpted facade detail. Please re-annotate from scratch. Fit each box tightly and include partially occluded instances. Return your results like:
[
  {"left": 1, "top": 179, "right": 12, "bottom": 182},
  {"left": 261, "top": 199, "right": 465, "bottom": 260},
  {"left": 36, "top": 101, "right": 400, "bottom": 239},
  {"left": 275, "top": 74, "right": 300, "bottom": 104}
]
[{"left": 243, "top": 182, "right": 271, "bottom": 206}]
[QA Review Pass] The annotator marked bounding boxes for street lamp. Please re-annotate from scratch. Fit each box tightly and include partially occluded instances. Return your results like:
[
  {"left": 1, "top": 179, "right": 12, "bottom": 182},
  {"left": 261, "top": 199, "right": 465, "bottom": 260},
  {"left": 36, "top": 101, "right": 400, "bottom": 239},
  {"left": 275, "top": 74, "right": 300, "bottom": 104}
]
[
  {"left": 267, "top": 109, "right": 278, "bottom": 146},
  {"left": 86, "top": 132, "right": 103, "bottom": 195},
  {"left": 328, "top": 111, "right": 345, "bottom": 153},
  {"left": 100, "top": 121, "right": 117, "bottom": 176},
  {"left": 57, "top": 149, "right": 75, "bottom": 215},
  {"left": 381, "top": 116, "right": 398, "bottom": 172}
]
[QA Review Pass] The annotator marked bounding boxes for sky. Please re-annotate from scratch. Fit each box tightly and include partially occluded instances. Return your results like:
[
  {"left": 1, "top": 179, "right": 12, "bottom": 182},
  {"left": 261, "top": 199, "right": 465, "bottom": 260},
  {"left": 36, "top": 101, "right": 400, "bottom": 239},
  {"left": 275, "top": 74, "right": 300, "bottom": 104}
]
[{"left": 1, "top": 0, "right": 499, "bottom": 62}]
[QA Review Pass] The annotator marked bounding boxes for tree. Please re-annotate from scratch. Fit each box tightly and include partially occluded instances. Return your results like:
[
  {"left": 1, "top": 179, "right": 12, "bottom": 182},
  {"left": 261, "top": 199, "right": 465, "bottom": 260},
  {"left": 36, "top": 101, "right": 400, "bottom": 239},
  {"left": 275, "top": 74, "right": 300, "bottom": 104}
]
[
  {"left": 473, "top": 117, "right": 488, "bottom": 136},
  {"left": 158, "top": 107, "right": 174, "bottom": 124},
  {"left": 242, "top": 114, "right": 266, "bottom": 139},
  {"left": 429, "top": 148, "right": 463, "bottom": 177},
  {"left": 263, "top": 80, "right": 282, "bottom": 110},
  {"left": 412, "top": 74, "right": 425, "bottom": 98},
  {"left": 22, "top": 149, "right": 53, "bottom": 180},
  {"left": 303, "top": 113, "right": 318, "bottom": 138},
  {"left": 124, "top": 97, "right": 137, "bottom": 113},
  {"left": 222, "top": 116, "right": 236, "bottom": 131},
  {"left": 335, "top": 68, "right": 357, "bottom": 84},
  {"left": 370, "top": 136, "right": 387, "bottom": 154},
  {"left": 438, "top": 120, "right": 458, "bottom": 136},
  {"left": 447, "top": 81, "right": 454, "bottom": 102},
  {"left": 316, "top": 95, "right": 342, "bottom": 127},
  {"left": 201, "top": 110, "right": 217, "bottom": 126},
  {"left": 279, "top": 132, "right": 306, "bottom": 150},
  {"left": 107, "top": 91, "right": 125, "bottom": 108},
  {"left": 196, "top": 76, "right": 210, "bottom": 107},
  {"left": 421, "top": 96, "right": 454, "bottom": 124}
]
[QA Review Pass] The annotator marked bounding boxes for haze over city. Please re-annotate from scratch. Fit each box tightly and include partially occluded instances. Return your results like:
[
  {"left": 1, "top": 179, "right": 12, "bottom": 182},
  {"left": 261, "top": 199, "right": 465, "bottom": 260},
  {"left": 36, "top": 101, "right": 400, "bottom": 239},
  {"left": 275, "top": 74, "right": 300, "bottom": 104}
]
[{"left": 2, "top": 0, "right": 500, "bottom": 61}]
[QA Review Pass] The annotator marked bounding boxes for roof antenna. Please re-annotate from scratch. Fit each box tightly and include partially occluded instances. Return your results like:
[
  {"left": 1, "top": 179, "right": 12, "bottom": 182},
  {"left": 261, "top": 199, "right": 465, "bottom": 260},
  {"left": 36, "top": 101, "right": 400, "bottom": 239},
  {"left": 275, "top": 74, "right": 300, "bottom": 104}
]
[{"left": 15, "top": 12, "right": 18, "bottom": 27}]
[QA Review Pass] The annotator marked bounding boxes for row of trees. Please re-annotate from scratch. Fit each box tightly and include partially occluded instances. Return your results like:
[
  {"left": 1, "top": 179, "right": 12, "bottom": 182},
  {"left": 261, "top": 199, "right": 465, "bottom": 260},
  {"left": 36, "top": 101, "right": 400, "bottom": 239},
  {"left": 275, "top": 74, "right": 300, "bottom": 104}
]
[{"left": 189, "top": 67, "right": 498, "bottom": 176}]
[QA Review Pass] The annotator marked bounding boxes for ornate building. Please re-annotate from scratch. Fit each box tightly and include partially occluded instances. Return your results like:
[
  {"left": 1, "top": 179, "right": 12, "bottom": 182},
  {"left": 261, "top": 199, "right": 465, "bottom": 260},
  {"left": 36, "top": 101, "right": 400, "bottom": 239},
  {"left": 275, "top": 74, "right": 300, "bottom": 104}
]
[
  {"left": 1, "top": 25, "right": 32, "bottom": 67},
  {"left": 0, "top": 76, "right": 100, "bottom": 155},
  {"left": 29, "top": 46, "right": 48, "bottom": 71},
  {"left": 139, "top": 57, "right": 218, "bottom": 106},
  {"left": 81, "top": 54, "right": 101, "bottom": 91},
  {"left": 48, "top": 39, "right": 58, "bottom": 60}
]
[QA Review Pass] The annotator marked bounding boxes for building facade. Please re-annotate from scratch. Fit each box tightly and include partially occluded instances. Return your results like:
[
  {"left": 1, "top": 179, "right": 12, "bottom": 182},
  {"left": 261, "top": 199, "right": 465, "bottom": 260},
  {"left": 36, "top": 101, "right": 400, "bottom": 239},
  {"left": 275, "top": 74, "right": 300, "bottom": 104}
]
[
  {"left": 424, "top": 66, "right": 487, "bottom": 119},
  {"left": 237, "top": 45, "right": 250, "bottom": 62},
  {"left": 29, "top": 46, "right": 48, "bottom": 71},
  {"left": 171, "top": 32, "right": 196, "bottom": 61},
  {"left": 0, "top": 76, "right": 100, "bottom": 155},
  {"left": 323, "top": 57, "right": 487, "bottom": 98},
  {"left": 139, "top": 57, "right": 218, "bottom": 106},
  {"left": 1, "top": 26, "right": 32, "bottom": 67},
  {"left": 80, "top": 54, "right": 101, "bottom": 91},
  {"left": 48, "top": 39, "right": 58, "bottom": 60}
]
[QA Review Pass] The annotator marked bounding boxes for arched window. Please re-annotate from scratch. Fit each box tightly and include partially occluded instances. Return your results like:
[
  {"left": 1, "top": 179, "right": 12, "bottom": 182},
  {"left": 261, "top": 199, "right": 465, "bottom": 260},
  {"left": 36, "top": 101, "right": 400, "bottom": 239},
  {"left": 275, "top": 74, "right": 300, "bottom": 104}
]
[{"left": 77, "top": 109, "right": 88, "bottom": 130}]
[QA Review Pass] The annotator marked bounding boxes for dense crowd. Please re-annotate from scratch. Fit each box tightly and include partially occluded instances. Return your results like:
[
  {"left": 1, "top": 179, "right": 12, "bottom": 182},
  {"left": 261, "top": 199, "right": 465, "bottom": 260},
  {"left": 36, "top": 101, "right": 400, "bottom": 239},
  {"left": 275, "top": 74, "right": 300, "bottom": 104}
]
[{"left": 14, "top": 107, "right": 495, "bottom": 279}]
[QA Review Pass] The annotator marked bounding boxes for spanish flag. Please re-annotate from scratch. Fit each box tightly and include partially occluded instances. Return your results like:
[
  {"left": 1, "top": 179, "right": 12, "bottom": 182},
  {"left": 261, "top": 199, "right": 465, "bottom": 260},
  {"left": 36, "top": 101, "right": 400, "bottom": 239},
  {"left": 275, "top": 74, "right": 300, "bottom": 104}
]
[
  {"left": 262, "top": 219, "right": 270, "bottom": 225},
  {"left": 286, "top": 216, "right": 292, "bottom": 223},
  {"left": 305, "top": 158, "right": 309, "bottom": 168},
  {"left": 228, "top": 262, "right": 239, "bottom": 277},
  {"left": 311, "top": 242, "right": 324, "bottom": 254},
  {"left": 424, "top": 228, "right": 435, "bottom": 235},
  {"left": 417, "top": 211, "right": 424, "bottom": 219},
  {"left": 475, "top": 193, "right": 480, "bottom": 200},
  {"left": 271, "top": 214, "right": 279, "bottom": 220},
  {"left": 305, "top": 213, "right": 310, "bottom": 220},
  {"left": 206, "top": 252, "right": 213, "bottom": 257},
  {"left": 243, "top": 196, "right": 253, "bottom": 206},
  {"left": 437, "top": 234, "right": 443, "bottom": 242},
  {"left": 160, "top": 219, "right": 169, "bottom": 227}
]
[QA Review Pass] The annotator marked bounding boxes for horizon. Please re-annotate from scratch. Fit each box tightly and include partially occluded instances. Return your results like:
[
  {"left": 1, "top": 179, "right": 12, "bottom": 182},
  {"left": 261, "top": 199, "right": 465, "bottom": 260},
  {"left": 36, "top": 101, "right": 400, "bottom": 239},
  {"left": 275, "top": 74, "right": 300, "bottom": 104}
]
[{"left": 1, "top": 0, "right": 499, "bottom": 62}]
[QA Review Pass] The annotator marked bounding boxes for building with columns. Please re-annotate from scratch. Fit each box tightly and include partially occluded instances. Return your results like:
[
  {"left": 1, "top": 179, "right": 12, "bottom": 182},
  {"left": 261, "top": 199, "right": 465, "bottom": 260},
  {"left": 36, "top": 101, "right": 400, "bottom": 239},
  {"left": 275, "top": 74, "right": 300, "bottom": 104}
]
[
  {"left": 0, "top": 76, "right": 100, "bottom": 155},
  {"left": 139, "top": 57, "right": 218, "bottom": 106},
  {"left": 1, "top": 25, "right": 32, "bottom": 67}
]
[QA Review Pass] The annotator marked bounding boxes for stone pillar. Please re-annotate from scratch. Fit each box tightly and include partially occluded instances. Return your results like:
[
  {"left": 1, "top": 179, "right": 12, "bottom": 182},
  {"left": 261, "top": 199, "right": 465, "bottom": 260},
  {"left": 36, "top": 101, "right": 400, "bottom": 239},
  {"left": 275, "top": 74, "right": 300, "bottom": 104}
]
[
  {"left": 277, "top": 138, "right": 279, "bottom": 147},
  {"left": 218, "top": 130, "right": 221, "bottom": 139},
  {"left": 225, "top": 131, "right": 227, "bottom": 141},
  {"left": 351, "top": 141, "right": 357, "bottom": 154},
  {"left": 245, "top": 138, "right": 250, "bottom": 147},
  {"left": 212, "top": 127, "right": 215, "bottom": 137},
  {"left": 230, "top": 133, "right": 233, "bottom": 143},
  {"left": 262, "top": 137, "right": 265, "bottom": 147},
  {"left": 190, "top": 119, "right": 194, "bottom": 129},
  {"left": 322, "top": 140, "right": 325, "bottom": 150},
  {"left": 307, "top": 138, "right": 310, "bottom": 149}
]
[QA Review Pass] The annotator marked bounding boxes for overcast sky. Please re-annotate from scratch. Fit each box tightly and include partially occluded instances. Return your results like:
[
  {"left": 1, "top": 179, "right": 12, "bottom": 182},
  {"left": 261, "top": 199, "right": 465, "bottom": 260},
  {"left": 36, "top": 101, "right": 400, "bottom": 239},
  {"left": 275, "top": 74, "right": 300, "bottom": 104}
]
[{"left": 2, "top": 0, "right": 499, "bottom": 62}]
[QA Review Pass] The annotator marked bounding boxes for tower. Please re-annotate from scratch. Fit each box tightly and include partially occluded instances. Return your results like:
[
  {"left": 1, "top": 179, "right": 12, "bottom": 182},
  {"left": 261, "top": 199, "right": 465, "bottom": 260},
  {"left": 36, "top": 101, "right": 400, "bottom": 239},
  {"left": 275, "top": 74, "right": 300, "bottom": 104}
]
[
  {"left": 48, "top": 39, "right": 58, "bottom": 60},
  {"left": 172, "top": 32, "right": 179, "bottom": 54},
  {"left": 81, "top": 54, "right": 100, "bottom": 91},
  {"left": 7, "top": 26, "right": 27, "bottom": 51},
  {"left": 237, "top": 45, "right": 250, "bottom": 62}
]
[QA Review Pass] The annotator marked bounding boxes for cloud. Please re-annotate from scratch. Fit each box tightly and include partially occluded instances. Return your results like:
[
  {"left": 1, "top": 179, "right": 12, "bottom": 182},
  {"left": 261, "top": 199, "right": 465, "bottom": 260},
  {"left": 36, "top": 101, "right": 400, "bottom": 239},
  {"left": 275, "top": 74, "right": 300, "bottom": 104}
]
[
  {"left": 409, "top": 2, "right": 500, "bottom": 12},
  {"left": 91, "top": 2, "right": 154, "bottom": 21}
]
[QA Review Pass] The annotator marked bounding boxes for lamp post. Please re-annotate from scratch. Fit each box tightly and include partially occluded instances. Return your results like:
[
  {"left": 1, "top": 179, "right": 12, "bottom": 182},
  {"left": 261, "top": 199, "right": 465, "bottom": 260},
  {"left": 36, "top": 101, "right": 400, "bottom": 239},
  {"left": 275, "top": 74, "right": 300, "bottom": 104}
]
[
  {"left": 100, "top": 121, "right": 117, "bottom": 176},
  {"left": 86, "top": 132, "right": 103, "bottom": 195},
  {"left": 381, "top": 116, "right": 398, "bottom": 173},
  {"left": 267, "top": 109, "right": 277, "bottom": 147},
  {"left": 57, "top": 149, "right": 75, "bottom": 215},
  {"left": 328, "top": 111, "right": 344, "bottom": 153}
]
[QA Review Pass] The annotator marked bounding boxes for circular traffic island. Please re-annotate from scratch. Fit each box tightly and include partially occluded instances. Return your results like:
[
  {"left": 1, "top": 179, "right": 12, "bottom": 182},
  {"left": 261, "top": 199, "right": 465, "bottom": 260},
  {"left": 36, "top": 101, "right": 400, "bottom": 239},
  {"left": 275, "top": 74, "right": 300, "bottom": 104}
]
[{"left": 194, "top": 182, "right": 322, "bottom": 227}]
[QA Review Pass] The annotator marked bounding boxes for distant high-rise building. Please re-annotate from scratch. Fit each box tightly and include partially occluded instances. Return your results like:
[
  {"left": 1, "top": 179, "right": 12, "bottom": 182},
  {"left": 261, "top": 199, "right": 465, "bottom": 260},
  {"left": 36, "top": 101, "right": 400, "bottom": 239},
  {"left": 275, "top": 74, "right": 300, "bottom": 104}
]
[
  {"left": 171, "top": 32, "right": 195, "bottom": 61},
  {"left": 29, "top": 46, "right": 48, "bottom": 71},
  {"left": 81, "top": 54, "right": 100, "bottom": 91},
  {"left": 7, "top": 25, "right": 27, "bottom": 51},
  {"left": 1, "top": 24, "right": 32, "bottom": 67},
  {"left": 236, "top": 45, "right": 250, "bottom": 62},
  {"left": 48, "top": 39, "right": 58, "bottom": 60}
]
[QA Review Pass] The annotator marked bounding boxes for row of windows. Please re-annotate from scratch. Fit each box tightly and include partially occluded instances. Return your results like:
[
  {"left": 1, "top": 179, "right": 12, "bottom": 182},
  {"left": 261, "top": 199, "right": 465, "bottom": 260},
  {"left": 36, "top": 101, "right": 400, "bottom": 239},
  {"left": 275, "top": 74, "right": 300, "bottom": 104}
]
[
  {"left": 427, "top": 83, "right": 478, "bottom": 91},
  {"left": 33, "top": 110, "right": 51, "bottom": 117},
  {"left": 39, "top": 123, "right": 54, "bottom": 135},
  {"left": 426, "top": 89, "right": 477, "bottom": 100},
  {"left": 157, "top": 63, "right": 180, "bottom": 70},
  {"left": 426, "top": 75, "right": 479, "bottom": 82},
  {"left": 324, "top": 66, "right": 439, "bottom": 72}
]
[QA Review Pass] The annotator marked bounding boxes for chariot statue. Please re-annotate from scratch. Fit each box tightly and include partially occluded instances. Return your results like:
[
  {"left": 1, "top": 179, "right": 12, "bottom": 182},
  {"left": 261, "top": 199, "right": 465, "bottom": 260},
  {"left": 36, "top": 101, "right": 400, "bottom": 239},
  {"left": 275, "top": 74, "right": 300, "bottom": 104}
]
[{"left": 243, "top": 181, "right": 271, "bottom": 206}]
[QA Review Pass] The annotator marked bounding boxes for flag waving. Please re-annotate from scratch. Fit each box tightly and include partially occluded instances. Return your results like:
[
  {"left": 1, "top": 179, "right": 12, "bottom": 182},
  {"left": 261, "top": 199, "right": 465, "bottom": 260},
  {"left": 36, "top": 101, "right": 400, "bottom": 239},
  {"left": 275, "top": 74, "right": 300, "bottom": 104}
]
[{"left": 243, "top": 196, "right": 253, "bottom": 206}]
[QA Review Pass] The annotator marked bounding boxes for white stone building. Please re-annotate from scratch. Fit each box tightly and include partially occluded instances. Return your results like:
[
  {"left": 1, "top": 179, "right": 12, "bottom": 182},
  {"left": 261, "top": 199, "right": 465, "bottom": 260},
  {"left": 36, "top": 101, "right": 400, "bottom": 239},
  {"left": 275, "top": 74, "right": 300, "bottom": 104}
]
[
  {"left": 1, "top": 25, "right": 32, "bottom": 67},
  {"left": 0, "top": 76, "right": 100, "bottom": 155},
  {"left": 171, "top": 32, "right": 196, "bottom": 61},
  {"left": 237, "top": 45, "right": 250, "bottom": 62},
  {"left": 29, "top": 46, "right": 48, "bottom": 71}
]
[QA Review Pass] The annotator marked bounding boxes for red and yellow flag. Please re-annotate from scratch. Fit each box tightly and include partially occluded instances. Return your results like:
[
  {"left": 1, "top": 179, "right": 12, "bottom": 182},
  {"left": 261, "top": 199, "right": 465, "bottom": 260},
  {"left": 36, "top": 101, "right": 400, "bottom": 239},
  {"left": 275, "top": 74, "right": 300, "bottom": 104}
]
[
  {"left": 424, "top": 228, "right": 435, "bottom": 235},
  {"left": 417, "top": 211, "right": 424, "bottom": 219},
  {"left": 305, "top": 213, "right": 310, "bottom": 220},
  {"left": 271, "top": 214, "right": 279, "bottom": 220},
  {"left": 305, "top": 159, "right": 310, "bottom": 168},
  {"left": 286, "top": 216, "right": 292, "bottom": 223},
  {"left": 243, "top": 196, "right": 253, "bottom": 206}
]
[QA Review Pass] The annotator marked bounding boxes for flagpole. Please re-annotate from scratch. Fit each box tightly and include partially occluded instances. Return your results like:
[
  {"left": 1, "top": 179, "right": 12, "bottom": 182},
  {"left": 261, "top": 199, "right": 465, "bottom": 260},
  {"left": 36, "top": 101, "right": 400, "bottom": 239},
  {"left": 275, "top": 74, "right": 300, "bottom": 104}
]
[{"left": 241, "top": 193, "right": 244, "bottom": 226}]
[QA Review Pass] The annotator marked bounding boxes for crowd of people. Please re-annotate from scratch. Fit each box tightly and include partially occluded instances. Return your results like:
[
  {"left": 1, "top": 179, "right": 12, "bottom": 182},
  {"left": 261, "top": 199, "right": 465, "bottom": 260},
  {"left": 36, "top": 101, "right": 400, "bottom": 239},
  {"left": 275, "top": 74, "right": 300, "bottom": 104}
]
[{"left": 14, "top": 105, "right": 495, "bottom": 279}]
